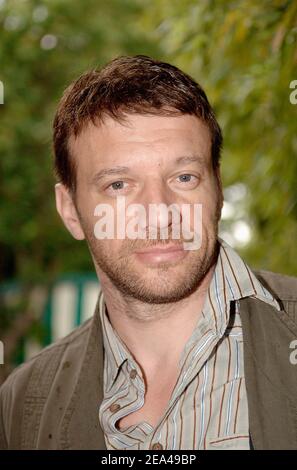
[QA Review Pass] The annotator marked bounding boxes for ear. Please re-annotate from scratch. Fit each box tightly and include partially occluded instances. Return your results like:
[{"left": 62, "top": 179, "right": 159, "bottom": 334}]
[{"left": 55, "top": 183, "right": 85, "bottom": 240}]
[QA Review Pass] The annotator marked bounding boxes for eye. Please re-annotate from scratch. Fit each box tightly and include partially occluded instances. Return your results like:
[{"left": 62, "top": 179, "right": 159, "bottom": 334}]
[
  {"left": 177, "top": 174, "right": 198, "bottom": 183},
  {"left": 108, "top": 181, "right": 126, "bottom": 191}
]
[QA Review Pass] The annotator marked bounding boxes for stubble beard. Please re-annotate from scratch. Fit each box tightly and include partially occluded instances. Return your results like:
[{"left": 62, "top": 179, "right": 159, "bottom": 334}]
[{"left": 82, "top": 221, "right": 220, "bottom": 305}]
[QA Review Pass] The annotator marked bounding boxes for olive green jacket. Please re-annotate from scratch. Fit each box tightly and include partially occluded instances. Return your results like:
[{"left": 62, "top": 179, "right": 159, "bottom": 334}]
[{"left": 1, "top": 270, "right": 297, "bottom": 450}]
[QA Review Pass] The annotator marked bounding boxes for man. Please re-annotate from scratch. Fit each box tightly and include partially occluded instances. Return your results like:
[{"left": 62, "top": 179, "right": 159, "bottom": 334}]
[{"left": 1, "top": 55, "right": 297, "bottom": 450}]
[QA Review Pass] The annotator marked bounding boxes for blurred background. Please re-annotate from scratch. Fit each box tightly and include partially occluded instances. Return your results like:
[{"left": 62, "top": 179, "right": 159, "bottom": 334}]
[{"left": 0, "top": 0, "right": 296, "bottom": 384}]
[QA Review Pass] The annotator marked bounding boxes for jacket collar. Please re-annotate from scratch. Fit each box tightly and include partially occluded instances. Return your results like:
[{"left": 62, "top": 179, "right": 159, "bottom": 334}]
[
  {"left": 240, "top": 295, "right": 297, "bottom": 450},
  {"left": 60, "top": 295, "right": 106, "bottom": 449},
  {"left": 60, "top": 276, "right": 297, "bottom": 450}
]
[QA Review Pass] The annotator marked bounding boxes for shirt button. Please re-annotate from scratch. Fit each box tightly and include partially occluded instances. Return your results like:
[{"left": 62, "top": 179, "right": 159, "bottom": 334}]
[
  {"left": 151, "top": 442, "right": 163, "bottom": 450},
  {"left": 109, "top": 403, "right": 121, "bottom": 413},
  {"left": 129, "top": 369, "right": 137, "bottom": 379}
]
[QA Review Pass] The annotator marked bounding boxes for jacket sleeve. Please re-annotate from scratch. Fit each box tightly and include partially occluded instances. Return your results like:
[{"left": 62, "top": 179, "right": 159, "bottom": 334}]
[
  {"left": 0, "top": 379, "right": 9, "bottom": 449},
  {"left": 0, "top": 370, "right": 19, "bottom": 450},
  {"left": 0, "top": 323, "right": 89, "bottom": 449},
  {"left": 0, "top": 360, "right": 35, "bottom": 450}
]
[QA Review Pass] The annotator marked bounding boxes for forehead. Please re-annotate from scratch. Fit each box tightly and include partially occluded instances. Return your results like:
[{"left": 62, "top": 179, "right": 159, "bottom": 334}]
[{"left": 69, "top": 113, "right": 212, "bottom": 170}]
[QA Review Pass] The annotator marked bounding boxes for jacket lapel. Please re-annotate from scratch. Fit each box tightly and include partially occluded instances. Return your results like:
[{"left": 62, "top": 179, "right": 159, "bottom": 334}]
[
  {"left": 60, "top": 289, "right": 297, "bottom": 449},
  {"left": 240, "top": 297, "right": 297, "bottom": 450},
  {"left": 60, "top": 296, "right": 107, "bottom": 450}
]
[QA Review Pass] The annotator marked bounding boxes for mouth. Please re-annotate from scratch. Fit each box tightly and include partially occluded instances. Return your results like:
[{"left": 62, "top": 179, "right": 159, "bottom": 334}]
[
  {"left": 135, "top": 243, "right": 183, "bottom": 254},
  {"left": 133, "top": 243, "right": 188, "bottom": 264}
]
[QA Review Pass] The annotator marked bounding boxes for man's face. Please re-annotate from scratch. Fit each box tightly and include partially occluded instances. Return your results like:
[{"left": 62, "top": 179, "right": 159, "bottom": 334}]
[{"left": 58, "top": 113, "right": 223, "bottom": 303}]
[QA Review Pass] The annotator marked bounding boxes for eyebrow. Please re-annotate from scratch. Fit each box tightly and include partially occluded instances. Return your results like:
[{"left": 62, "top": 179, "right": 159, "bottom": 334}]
[
  {"left": 174, "top": 155, "right": 206, "bottom": 166},
  {"left": 91, "top": 155, "right": 206, "bottom": 185},
  {"left": 91, "top": 166, "right": 131, "bottom": 185}
]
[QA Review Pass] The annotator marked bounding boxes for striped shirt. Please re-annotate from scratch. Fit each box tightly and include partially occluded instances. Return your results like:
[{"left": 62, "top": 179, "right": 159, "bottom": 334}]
[{"left": 98, "top": 238, "right": 280, "bottom": 450}]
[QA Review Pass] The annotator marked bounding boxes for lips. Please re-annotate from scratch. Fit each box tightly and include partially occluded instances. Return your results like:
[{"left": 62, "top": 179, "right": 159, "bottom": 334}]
[
  {"left": 133, "top": 243, "right": 187, "bottom": 264},
  {"left": 134, "top": 244, "right": 184, "bottom": 254}
]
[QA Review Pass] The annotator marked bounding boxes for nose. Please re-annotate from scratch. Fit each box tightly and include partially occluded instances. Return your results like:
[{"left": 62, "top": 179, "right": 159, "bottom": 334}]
[{"left": 138, "top": 178, "right": 182, "bottom": 238}]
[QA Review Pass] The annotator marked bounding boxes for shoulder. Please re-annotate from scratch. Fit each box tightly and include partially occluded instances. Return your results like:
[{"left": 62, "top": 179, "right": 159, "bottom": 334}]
[
  {"left": 253, "top": 269, "right": 297, "bottom": 302},
  {"left": 2, "top": 315, "right": 93, "bottom": 389},
  {"left": 0, "top": 316, "right": 93, "bottom": 449}
]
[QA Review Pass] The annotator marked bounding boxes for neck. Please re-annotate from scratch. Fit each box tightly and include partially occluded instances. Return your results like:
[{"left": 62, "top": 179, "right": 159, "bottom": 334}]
[{"left": 97, "top": 264, "right": 215, "bottom": 377}]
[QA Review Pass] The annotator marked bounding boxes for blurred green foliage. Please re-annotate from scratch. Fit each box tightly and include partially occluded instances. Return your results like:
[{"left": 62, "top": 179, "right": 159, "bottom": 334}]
[
  {"left": 0, "top": 0, "right": 296, "bottom": 288},
  {"left": 0, "top": 0, "right": 159, "bottom": 283},
  {"left": 142, "top": 0, "right": 297, "bottom": 274}
]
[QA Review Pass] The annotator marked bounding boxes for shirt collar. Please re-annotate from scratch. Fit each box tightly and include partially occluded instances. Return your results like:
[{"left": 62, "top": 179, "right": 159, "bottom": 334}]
[
  {"left": 98, "top": 291, "right": 130, "bottom": 387},
  {"left": 195, "top": 237, "right": 281, "bottom": 340},
  {"left": 98, "top": 237, "right": 281, "bottom": 388},
  {"left": 178, "top": 237, "right": 281, "bottom": 365},
  {"left": 217, "top": 237, "right": 280, "bottom": 309}
]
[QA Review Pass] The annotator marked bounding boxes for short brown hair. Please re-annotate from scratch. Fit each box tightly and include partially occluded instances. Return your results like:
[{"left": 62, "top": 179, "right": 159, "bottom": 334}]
[{"left": 53, "top": 55, "right": 223, "bottom": 192}]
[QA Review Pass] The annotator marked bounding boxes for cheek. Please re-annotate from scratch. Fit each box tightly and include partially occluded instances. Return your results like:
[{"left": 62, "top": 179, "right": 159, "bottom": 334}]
[
  {"left": 187, "top": 199, "right": 219, "bottom": 228},
  {"left": 76, "top": 186, "right": 103, "bottom": 217},
  {"left": 200, "top": 185, "right": 221, "bottom": 222},
  {"left": 98, "top": 239, "right": 127, "bottom": 257}
]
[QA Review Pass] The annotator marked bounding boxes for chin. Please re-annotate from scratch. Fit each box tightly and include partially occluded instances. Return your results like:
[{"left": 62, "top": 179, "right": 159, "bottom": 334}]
[
  {"left": 126, "top": 284, "right": 198, "bottom": 304},
  {"left": 123, "top": 270, "right": 202, "bottom": 304}
]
